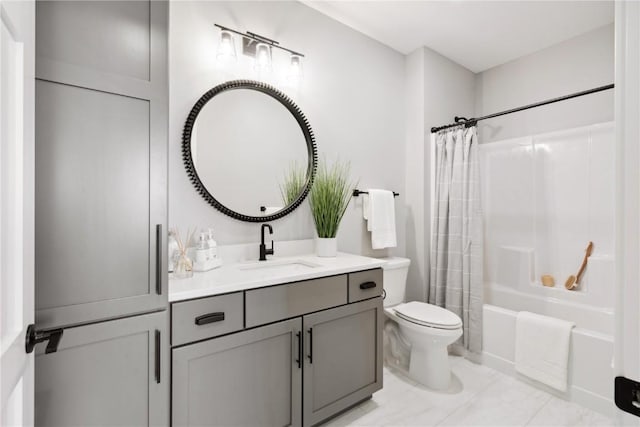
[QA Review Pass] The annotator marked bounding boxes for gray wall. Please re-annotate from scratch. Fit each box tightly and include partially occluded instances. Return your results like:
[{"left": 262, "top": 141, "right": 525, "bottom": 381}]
[
  {"left": 475, "top": 24, "right": 614, "bottom": 143},
  {"left": 169, "top": 1, "right": 406, "bottom": 257},
  {"left": 403, "top": 49, "right": 426, "bottom": 302}
]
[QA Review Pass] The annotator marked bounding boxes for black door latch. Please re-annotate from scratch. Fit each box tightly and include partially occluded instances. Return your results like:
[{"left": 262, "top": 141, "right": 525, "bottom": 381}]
[
  {"left": 25, "top": 324, "right": 64, "bottom": 354},
  {"left": 615, "top": 376, "right": 640, "bottom": 417}
]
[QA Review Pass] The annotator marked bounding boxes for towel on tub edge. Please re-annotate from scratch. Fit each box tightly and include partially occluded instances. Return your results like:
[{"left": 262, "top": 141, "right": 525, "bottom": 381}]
[{"left": 515, "top": 311, "right": 575, "bottom": 392}]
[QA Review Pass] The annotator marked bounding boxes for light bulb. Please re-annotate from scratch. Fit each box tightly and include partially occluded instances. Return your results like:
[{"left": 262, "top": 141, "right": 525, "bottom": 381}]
[
  {"left": 216, "top": 30, "right": 236, "bottom": 63},
  {"left": 254, "top": 42, "right": 272, "bottom": 73},
  {"left": 287, "top": 54, "right": 304, "bottom": 83}
]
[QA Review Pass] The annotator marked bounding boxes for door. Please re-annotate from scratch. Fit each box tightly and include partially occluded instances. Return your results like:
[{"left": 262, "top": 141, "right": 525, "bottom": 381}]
[
  {"left": 0, "top": 0, "right": 35, "bottom": 425},
  {"left": 34, "top": 311, "right": 168, "bottom": 426},
  {"left": 303, "top": 297, "right": 383, "bottom": 427},
  {"left": 172, "top": 318, "right": 303, "bottom": 427},
  {"left": 614, "top": 1, "right": 640, "bottom": 424},
  {"left": 34, "top": 0, "right": 168, "bottom": 330}
]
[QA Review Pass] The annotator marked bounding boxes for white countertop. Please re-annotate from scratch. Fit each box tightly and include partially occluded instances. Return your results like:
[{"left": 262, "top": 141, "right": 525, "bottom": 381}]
[{"left": 169, "top": 252, "right": 386, "bottom": 302}]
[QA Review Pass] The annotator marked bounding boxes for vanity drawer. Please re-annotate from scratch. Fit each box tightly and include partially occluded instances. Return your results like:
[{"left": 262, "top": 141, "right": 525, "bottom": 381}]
[
  {"left": 171, "top": 292, "right": 244, "bottom": 346},
  {"left": 348, "top": 269, "right": 383, "bottom": 303},
  {"left": 245, "top": 275, "right": 348, "bottom": 328}
]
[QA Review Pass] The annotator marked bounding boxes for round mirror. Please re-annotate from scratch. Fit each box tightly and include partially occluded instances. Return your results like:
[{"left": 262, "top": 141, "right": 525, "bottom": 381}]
[{"left": 183, "top": 80, "right": 317, "bottom": 222}]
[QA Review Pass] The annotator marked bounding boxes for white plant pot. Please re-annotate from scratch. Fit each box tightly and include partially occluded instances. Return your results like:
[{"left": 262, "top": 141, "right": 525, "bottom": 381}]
[{"left": 316, "top": 237, "right": 337, "bottom": 257}]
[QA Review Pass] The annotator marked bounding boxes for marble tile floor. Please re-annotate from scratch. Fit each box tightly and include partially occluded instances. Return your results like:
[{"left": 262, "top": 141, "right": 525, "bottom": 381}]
[{"left": 323, "top": 356, "right": 613, "bottom": 427}]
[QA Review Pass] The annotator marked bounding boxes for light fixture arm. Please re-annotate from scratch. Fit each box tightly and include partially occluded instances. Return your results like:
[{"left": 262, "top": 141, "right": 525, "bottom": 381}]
[{"left": 214, "top": 23, "right": 305, "bottom": 58}]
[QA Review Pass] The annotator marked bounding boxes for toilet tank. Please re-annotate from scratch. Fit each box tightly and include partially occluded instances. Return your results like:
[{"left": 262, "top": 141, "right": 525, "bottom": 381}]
[{"left": 381, "top": 257, "right": 411, "bottom": 307}]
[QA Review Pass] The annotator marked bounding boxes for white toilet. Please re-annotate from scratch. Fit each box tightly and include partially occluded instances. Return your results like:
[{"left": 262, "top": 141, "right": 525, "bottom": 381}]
[{"left": 382, "top": 257, "right": 463, "bottom": 390}]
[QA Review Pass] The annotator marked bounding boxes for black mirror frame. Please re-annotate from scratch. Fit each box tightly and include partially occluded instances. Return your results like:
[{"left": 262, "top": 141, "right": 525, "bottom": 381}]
[{"left": 182, "top": 80, "right": 317, "bottom": 222}]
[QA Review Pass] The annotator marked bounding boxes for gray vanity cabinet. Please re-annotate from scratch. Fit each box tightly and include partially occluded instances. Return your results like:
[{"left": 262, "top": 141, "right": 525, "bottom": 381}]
[
  {"left": 172, "top": 318, "right": 303, "bottom": 427},
  {"left": 170, "top": 269, "right": 384, "bottom": 427},
  {"left": 34, "top": 311, "right": 168, "bottom": 426},
  {"left": 302, "top": 297, "right": 383, "bottom": 426}
]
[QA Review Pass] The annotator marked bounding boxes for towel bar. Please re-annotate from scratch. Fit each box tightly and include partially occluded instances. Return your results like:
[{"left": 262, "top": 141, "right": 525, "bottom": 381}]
[{"left": 353, "top": 189, "right": 399, "bottom": 197}]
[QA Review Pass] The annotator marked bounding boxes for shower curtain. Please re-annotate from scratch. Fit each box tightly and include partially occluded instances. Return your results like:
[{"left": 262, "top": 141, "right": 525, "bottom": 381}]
[{"left": 429, "top": 126, "right": 483, "bottom": 354}]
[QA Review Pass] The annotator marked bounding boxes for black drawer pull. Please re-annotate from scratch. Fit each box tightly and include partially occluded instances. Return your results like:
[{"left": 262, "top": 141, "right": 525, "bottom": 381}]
[
  {"left": 359, "top": 281, "right": 377, "bottom": 290},
  {"left": 195, "top": 312, "right": 225, "bottom": 325}
]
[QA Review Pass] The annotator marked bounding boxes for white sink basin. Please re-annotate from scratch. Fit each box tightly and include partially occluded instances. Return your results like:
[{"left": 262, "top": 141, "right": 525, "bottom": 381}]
[{"left": 238, "top": 259, "right": 321, "bottom": 272}]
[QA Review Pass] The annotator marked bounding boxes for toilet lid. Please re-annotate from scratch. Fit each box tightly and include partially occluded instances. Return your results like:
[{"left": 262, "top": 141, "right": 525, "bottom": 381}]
[{"left": 394, "top": 302, "right": 462, "bottom": 330}]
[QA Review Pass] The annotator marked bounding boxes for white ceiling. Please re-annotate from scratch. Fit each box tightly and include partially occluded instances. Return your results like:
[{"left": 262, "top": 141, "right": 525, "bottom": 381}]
[{"left": 302, "top": 1, "right": 614, "bottom": 73}]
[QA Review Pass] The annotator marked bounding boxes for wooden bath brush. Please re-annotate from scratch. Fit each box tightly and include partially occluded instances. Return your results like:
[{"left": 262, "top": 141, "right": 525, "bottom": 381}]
[{"left": 565, "top": 241, "right": 594, "bottom": 290}]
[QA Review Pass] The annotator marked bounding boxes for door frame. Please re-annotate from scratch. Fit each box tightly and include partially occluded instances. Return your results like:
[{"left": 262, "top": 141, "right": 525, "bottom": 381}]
[
  {"left": 0, "top": 0, "right": 35, "bottom": 425},
  {"left": 614, "top": 1, "right": 640, "bottom": 424}
]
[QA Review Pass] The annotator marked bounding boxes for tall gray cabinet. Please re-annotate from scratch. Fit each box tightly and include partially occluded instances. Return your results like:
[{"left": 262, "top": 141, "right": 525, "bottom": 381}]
[{"left": 33, "top": 1, "right": 169, "bottom": 425}]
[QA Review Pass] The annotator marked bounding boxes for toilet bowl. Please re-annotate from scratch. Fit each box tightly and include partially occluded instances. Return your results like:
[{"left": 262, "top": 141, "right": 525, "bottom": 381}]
[{"left": 382, "top": 257, "right": 463, "bottom": 390}]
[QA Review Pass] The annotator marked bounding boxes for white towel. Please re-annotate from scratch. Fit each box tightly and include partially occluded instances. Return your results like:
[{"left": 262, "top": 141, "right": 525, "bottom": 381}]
[
  {"left": 515, "top": 311, "right": 575, "bottom": 392},
  {"left": 363, "top": 189, "right": 397, "bottom": 249}
]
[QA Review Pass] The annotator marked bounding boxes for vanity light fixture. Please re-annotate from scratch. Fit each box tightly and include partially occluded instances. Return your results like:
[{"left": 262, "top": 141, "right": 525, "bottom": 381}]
[
  {"left": 216, "top": 29, "right": 237, "bottom": 63},
  {"left": 214, "top": 24, "right": 305, "bottom": 80}
]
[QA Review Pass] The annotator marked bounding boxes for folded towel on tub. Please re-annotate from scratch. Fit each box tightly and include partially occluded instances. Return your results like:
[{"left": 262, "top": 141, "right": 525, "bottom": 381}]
[{"left": 515, "top": 311, "right": 575, "bottom": 392}]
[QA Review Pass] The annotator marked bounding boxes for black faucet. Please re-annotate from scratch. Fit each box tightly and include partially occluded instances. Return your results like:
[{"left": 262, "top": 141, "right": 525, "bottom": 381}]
[{"left": 259, "top": 224, "right": 274, "bottom": 261}]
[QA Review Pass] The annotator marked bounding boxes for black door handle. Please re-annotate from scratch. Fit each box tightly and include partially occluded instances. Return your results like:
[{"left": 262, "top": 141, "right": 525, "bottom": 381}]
[
  {"left": 307, "top": 328, "right": 313, "bottom": 364},
  {"left": 295, "top": 331, "right": 302, "bottom": 369},
  {"left": 359, "top": 281, "right": 377, "bottom": 290},
  {"left": 25, "top": 324, "right": 64, "bottom": 354},
  {"left": 195, "top": 312, "right": 225, "bottom": 325},
  {"left": 155, "top": 330, "right": 161, "bottom": 384},
  {"left": 156, "top": 224, "right": 163, "bottom": 295}
]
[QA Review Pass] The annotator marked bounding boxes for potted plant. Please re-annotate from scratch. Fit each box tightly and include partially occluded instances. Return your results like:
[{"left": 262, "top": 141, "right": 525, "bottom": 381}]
[{"left": 308, "top": 159, "right": 356, "bottom": 257}]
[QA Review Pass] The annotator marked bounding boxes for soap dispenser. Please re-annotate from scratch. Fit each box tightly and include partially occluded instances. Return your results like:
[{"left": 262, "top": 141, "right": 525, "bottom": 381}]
[
  {"left": 195, "top": 232, "right": 208, "bottom": 263},
  {"left": 191, "top": 229, "right": 222, "bottom": 272},
  {"left": 206, "top": 228, "right": 218, "bottom": 260}
]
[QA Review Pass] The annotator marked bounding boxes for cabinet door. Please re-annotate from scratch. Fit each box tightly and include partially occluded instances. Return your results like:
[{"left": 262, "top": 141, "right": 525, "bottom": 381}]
[
  {"left": 303, "top": 297, "right": 383, "bottom": 426},
  {"left": 34, "top": 311, "right": 168, "bottom": 426},
  {"left": 34, "top": 0, "right": 168, "bottom": 329},
  {"left": 172, "top": 318, "right": 302, "bottom": 427}
]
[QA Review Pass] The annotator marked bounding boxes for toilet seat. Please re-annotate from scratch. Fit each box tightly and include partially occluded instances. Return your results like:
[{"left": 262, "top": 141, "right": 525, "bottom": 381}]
[{"left": 393, "top": 301, "right": 462, "bottom": 330}]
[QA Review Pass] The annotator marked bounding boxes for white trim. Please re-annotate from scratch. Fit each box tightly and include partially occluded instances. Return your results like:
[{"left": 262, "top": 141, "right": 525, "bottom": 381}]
[{"left": 614, "top": 1, "right": 640, "bottom": 424}]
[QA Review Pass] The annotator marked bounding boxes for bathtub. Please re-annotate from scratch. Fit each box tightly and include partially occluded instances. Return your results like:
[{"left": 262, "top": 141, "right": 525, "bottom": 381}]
[{"left": 482, "top": 283, "right": 614, "bottom": 417}]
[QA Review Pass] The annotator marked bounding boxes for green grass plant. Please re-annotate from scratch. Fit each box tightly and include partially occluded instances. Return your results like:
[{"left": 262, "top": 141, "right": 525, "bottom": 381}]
[{"left": 309, "top": 159, "right": 356, "bottom": 238}]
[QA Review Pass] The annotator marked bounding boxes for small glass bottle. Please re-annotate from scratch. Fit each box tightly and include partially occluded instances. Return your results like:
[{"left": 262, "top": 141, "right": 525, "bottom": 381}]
[
  {"left": 167, "top": 230, "right": 179, "bottom": 273},
  {"left": 173, "top": 249, "right": 193, "bottom": 279}
]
